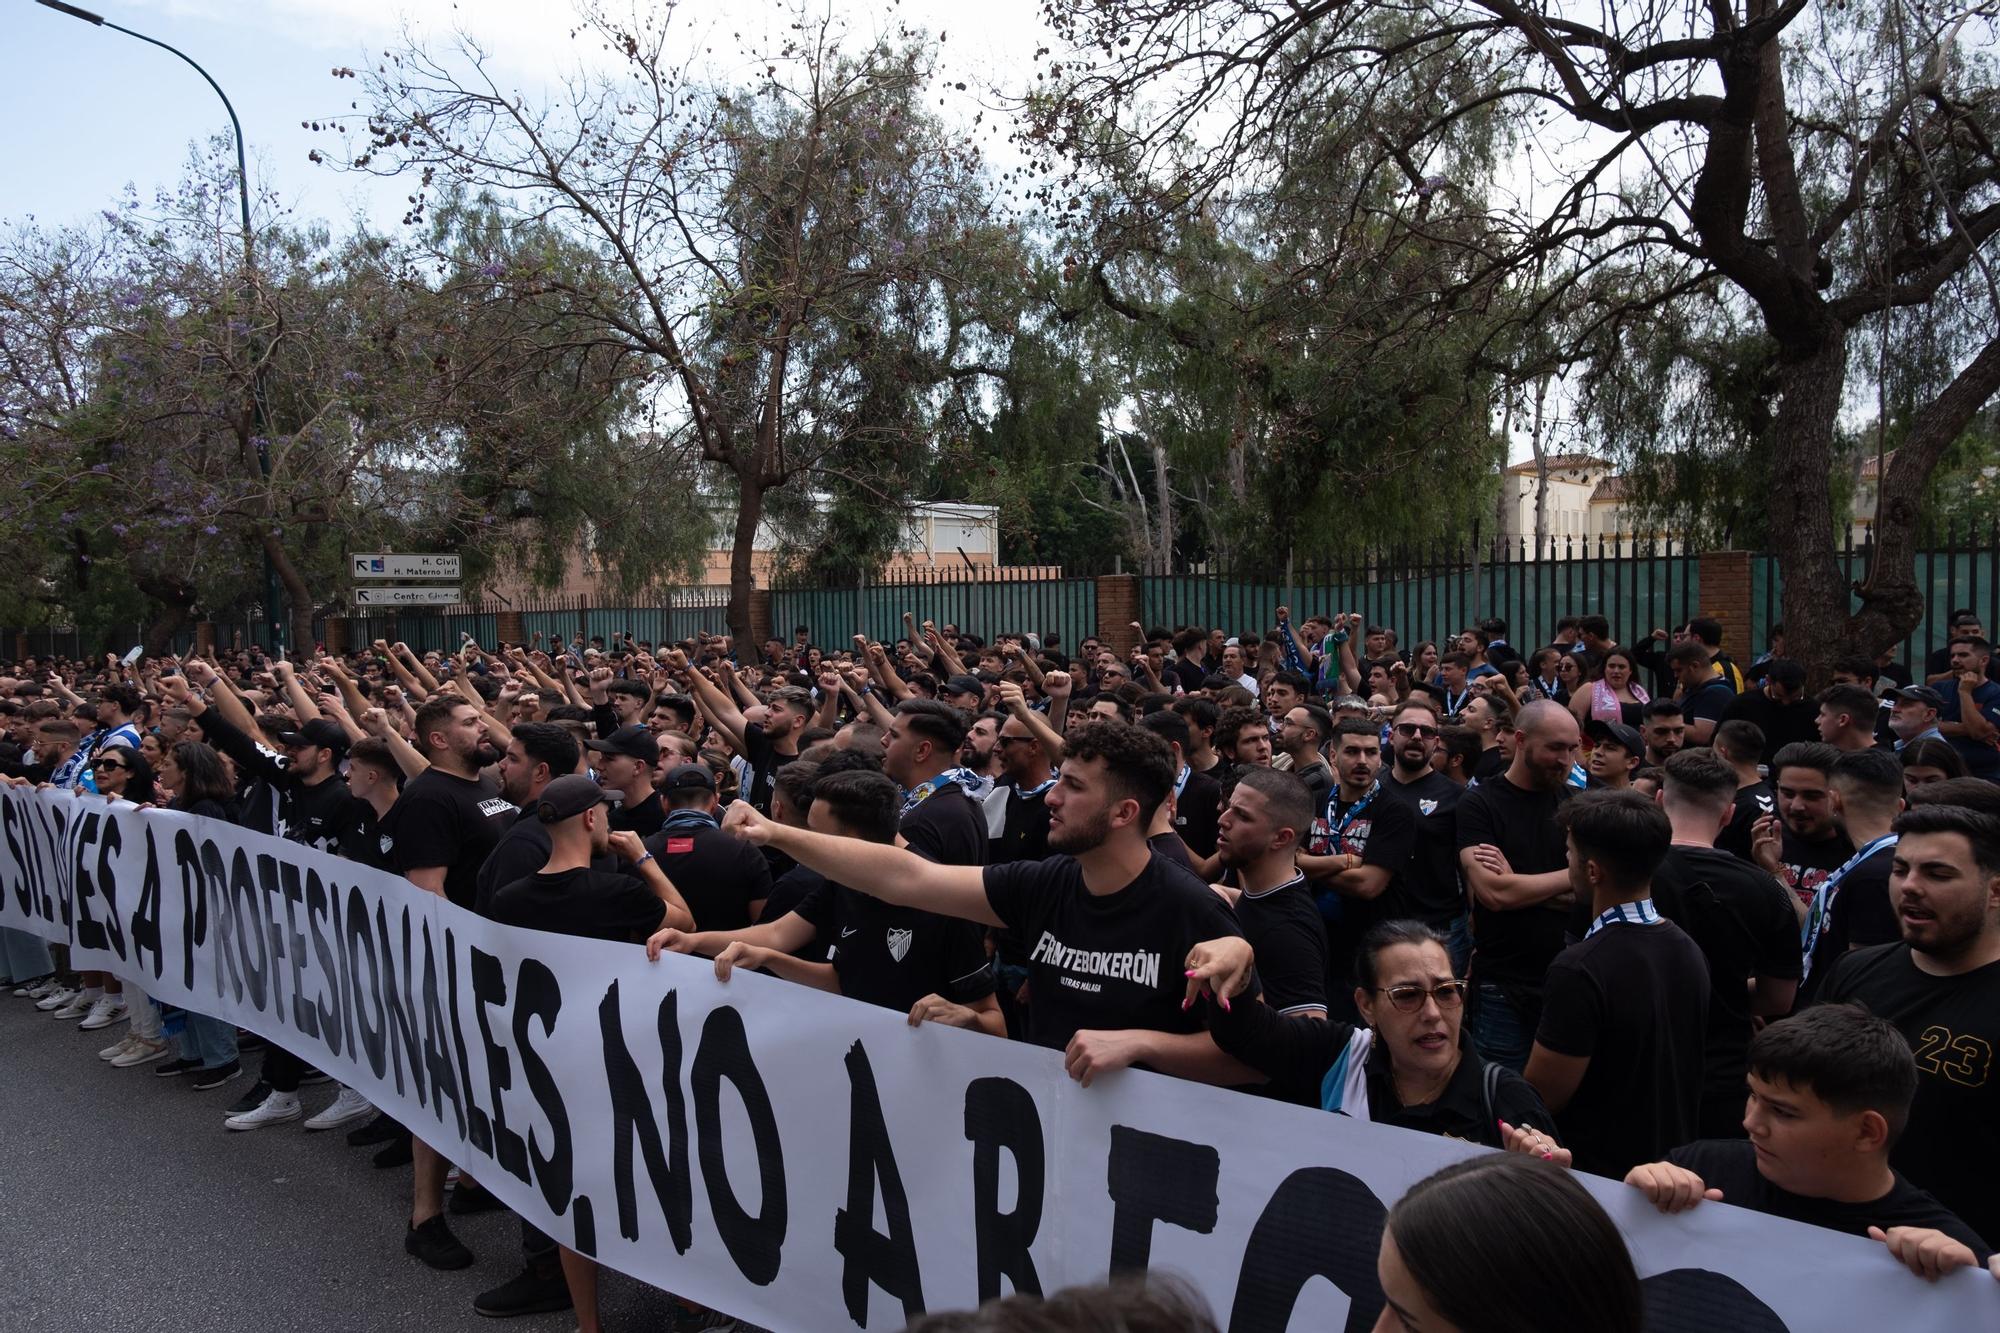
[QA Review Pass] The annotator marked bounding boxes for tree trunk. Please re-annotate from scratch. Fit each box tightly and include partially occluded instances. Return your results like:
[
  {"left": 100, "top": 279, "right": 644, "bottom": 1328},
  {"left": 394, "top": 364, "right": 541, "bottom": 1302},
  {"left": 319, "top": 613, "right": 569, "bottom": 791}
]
[
  {"left": 726, "top": 477, "right": 766, "bottom": 644},
  {"left": 136, "top": 575, "right": 199, "bottom": 659},
  {"left": 1764, "top": 330, "right": 1852, "bottom": 686},
  {"left": 261, "top": 531, "right": 318, "bottom": 659}
]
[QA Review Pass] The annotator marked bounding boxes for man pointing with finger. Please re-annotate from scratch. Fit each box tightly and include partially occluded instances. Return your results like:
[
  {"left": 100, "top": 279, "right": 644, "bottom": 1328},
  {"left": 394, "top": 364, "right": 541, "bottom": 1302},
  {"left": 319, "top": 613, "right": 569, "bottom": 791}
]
[{"left": 710, "top": 720, "right": 1261, "bottom": 1089}]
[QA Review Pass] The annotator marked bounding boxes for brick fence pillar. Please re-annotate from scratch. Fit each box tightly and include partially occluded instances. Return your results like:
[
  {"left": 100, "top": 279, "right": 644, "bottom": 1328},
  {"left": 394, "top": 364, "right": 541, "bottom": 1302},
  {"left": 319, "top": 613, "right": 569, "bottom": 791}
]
[
  {"left": 747, "top": 587, "right": 773, "bottom": 650},
  {"left": 1096, "top": 574, "right": 1142, "bottom": 657},
  {"left": 1700, "top": 550, "right": 1754, "bottom": 661},
  {"left": 320, "top": 617, "right": 349, "bottom": 655},
  {"left": 494, "top": 609, "right": 527, "bottom": 647},
  {"left": 194, "top": 621, "right": 217, "bottom": 656}
]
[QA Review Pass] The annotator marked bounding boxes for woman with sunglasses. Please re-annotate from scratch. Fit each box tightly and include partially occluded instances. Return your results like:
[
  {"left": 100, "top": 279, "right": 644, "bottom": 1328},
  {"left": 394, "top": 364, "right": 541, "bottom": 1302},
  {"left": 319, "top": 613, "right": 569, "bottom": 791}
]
[
  {"left": 89, "top": 748, "right": 158, "bottom": 805},
  {"left": 1184, "top": 919, "right": 1565, "bottom": 1155}
]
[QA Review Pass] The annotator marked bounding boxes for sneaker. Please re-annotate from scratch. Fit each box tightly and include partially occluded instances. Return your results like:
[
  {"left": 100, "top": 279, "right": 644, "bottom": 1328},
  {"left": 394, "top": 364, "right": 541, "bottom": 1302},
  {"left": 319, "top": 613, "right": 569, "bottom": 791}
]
[
  {"left": 111, "top": 1037, "right": 173, "bottom": 1068},
  {"left": 472, "top": 1266, "right": 574, "bottom": 1318},
  {"left": 51, "top": 991, "right": 95, "bottom": 1020},
  {"left": 35, "top": 985, "right": 78, "bottom": 1012},
  {"left": 225, "top": 1090, "right": 302, "bottom": 1132},
  {"left": 99, "top": 1034, "right": 140, "bottom": 1062},
  {"left": 372, "top": 1136, "right": 414, "bottom": 1170},
  {"left": 304, "top": 1087, "right": 374, "bottom": 1132},
  {"left": 404, "top": 1215, "right": 474, "bottom": 1271},
  {"left": 154, "top": 1057, "right": 200, "bottom": 1079},
  {"left": 189, "top": 1061, "right": 242, "bottom": 1091},
  {"left": 14, "top": 975, "right": 54, "bottom": 998},
  {"left": 226, "top": 1080, "right": 274, "bottom": 1116},
  {"left": 449, "top": 1181, "right": 506, "bottom": 1216},
  {"left": 347, "top": 1112, "right": 403, "bottom": 1147},
  {"left": 77, "top": 995, "right": 128, "bottom": 1031}
]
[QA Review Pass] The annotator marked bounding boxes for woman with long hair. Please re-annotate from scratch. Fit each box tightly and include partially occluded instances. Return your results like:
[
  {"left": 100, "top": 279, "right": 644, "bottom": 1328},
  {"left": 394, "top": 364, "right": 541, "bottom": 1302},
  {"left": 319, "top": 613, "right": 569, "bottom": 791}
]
[
  {"left": 148, "top": 741, "right": 243, "bottom": 1087},
  {"left": 86, "top": 748, "right": 167, "bottom": 1060},
  {"left": 1572, "top": 646, "right": 1648, "bottom": 729},
  {"left": 1899, "top": 737, "right": 1966, "bottom": 790}
]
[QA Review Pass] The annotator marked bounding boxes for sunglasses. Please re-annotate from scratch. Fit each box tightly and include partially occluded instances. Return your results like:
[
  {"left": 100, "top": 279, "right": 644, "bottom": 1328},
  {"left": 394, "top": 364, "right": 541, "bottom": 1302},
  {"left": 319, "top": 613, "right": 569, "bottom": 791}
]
[
  {"left": 96, "top": 760, "right": 129, "bottom": 773},
  {"left": 1375, "top": 980, "right": 1469, "bottom": 1013},
  {"left": 1391, "top": 723, "right": 1438, "bottom": 739}
]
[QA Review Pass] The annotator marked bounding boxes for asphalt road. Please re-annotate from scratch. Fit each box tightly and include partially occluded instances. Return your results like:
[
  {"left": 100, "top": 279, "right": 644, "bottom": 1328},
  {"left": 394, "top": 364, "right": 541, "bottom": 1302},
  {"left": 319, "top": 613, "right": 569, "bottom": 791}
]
[{"left": 0, "top": 995, "right": 707, "bottom": 1332}]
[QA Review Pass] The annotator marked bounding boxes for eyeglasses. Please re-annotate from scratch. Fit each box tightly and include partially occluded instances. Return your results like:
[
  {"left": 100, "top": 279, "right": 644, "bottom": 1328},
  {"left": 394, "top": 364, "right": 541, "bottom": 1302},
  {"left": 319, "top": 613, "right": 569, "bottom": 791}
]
[
  {"left": 1391, "top": 723, "right": 1438, "bottom": 739},
  {"left": 96, "top": 761, "right": 129, "bottom": 773},
  {"left": 1375, "top": 980, "right": 1469, "bottom": 1012},
  {"left": 995, "top": 734, "right": 1035, "bottom": 747}
]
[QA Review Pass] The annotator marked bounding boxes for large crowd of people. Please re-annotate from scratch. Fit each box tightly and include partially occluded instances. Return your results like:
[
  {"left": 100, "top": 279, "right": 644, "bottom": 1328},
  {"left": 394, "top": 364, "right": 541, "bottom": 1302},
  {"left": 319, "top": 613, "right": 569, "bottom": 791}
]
[{"left": 4, "top": 605, "right": 1999, "bottom": 1329}]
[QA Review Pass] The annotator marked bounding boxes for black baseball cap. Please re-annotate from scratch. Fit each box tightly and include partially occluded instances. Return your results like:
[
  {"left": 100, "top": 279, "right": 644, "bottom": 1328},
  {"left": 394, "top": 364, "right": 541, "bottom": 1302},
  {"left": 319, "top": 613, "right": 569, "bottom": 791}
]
[
  {"left": 659, "top": 763, "right": 716, "bottom": 794},
  {"left": 1892, "top": 685, "right": 1946, "bottom": 710},
  {"left": 276, "top": 718, "right": 350, "bottom": 755},
  {"left": 1586, "top": 719, "right": 1644, "bottom": 755},
  {"left": 584, "top": 724, "right": 659, "bottom": 765},
  {"left": 944, "top": 674, "right": 984, "bottom": 701},
  {"left": 536, "top": 774, "right": 611, "bottom": 823}
]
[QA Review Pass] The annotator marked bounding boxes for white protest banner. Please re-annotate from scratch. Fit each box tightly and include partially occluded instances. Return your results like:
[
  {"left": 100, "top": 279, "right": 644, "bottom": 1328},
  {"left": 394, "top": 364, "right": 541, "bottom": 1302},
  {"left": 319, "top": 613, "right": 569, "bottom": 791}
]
[{"left": 3, "top": 783, "right": 1994, "bottom": 1330}]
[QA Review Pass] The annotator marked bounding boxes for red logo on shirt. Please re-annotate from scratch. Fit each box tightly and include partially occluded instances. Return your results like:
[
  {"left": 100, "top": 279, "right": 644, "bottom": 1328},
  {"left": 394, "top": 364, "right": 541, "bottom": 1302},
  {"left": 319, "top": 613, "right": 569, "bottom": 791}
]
[{"left": 666, "top": 837, "right": 695, "bottom": 854}]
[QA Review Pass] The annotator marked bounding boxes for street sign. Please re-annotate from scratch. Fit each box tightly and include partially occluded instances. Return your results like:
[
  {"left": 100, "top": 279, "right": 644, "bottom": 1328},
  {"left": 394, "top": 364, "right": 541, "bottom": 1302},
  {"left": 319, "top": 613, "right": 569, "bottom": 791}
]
[
  {"left": 352, "top": 586, "right": 464, "bottom": 607},
  {"left": 350, "top": 553, "right": 461, "bottom": 579}
]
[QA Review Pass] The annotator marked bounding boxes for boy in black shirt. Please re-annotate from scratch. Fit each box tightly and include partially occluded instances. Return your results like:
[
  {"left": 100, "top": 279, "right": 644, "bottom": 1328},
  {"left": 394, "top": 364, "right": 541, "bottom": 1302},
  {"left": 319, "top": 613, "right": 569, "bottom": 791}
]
[
  {"left": 1213, "top": 768, "right": 1326, "bottom": 1016},
  {"left": 717, "top": 721, "right": 1256, "bottom": 1088},
  {"left": 1626, "top": 1004, "right": 1990, "bottom": 1279},
  {"left": 1458, "top": 700, "right": 1582, "bottom": 1070},
  {"left": 1526, "top": 789, "right": 1710, "bottom": 1178},
  {"left": 1710, "top": 719, "right": 1774, "bottom": 862},
  {"left": 647, "top": 769, "right": 1000, "bottom": 1030},
  {"left": 1754, "top": 741, "right": 1853, "bottom": 911},
  {"left": 1375, "top": 702, "right": 1465, "bottom": 934},
  {"left": 1818, "top": 804, "right": 2000, "bottom": 1251},
  {"left": 1798, "top": 748, "right": 1905, "bottom": 1002},
  {"left": 883, "top": 699, "right": 989, "bottom": 868},
  {"left": 1652, "top": 750, "right": 1802, "bottom": 1138},
  {"left": 643, "top": 763, "right": 773, "bottom": 930},
  {"left": 586, "top": 724, "right": 665, "bottom": 836}
]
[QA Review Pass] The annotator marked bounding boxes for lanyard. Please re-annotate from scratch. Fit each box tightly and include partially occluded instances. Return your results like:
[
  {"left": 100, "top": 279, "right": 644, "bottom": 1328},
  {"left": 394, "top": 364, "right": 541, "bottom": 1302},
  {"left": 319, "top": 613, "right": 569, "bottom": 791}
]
[
  {"left": 1327, "top": 781, "right": 1380, "bottom": 850},
  {"left": 1799, "top": 834, "right": 1898, "bottom": 982},
  {"left": 1174, "top": 764, "right": 1191, "bottom": 803},
  {"left": 1443, "top": 687, "right": 1469, "bottom": 715}
]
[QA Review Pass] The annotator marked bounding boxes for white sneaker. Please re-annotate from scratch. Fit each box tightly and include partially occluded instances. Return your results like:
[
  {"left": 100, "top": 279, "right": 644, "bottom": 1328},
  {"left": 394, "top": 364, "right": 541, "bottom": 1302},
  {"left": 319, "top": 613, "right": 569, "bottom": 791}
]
[
  {"left": 34, "top": 985, "right": 77, "bottom": 1012},
  {"left": 77, "top": 995, "right": 128, "bottom": 1031},
  {"left": 303, "top": 1086, "right": 374, "bottom": 1132},
  {"left": 224, "top": 1090, "right": 302, "bottom": 1132},
  {"left": 111, "top": 1036, "right": 173, "bottom": 1068},
  {"left": 99, "top": 1034, "right": 140, "bottom": 1061},
  {"left": 51, "top": 991, "right": 95, "bottom": 1020},
  {"left": 14, "top": 976, "right": 53, "bottom": 997}
]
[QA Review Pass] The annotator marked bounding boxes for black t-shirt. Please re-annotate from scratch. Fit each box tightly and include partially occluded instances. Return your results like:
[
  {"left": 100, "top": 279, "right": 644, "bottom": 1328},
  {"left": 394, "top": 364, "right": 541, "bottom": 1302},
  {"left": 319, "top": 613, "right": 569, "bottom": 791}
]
[
  {"left": 486, "top": 866, "right": 664, "bottom": 944},
  {"left": 739, "top": 723, "right": 797, "bottom": 814},
  {"left": 1290, "top": 759, "right": 1334, "bottom": 811},
  {"left": 383, "top": 769, "right": 517, "bottom": 910},
  {"left": 476, "top": 811, "right": 554, "bottom": 917},
  {"left": 1720, "top": 692, "right": 1819, "bottom": 767},
  {"left": 1650, "top": 847, "right": 1803, "bottom": 1118},
  {"left": 1173, "top": 767, "right": 1223, "bottom": 858},
  {"left": 1470, "top": 746, "right": 1509, "bottom": 783},
  {"left": 1233, "top": 873, "right": 1328, "bottom": 1015},
  {"left": 1667, "top": 1139, "right": 1990, "bottom": 1260},
  {"left": 1456, "top": 775, "right": 1574, "bottom": 994},
  {"left": 1777, "top": 828, "right": 1854, "bottom": 911},
  {"left": 1148, "top": 831, "right": 1194, "bottom": 870},
  {"left": 1817, "top": 945, "right": 2000, "bottom": 1246},
  {"left": 1716, "top": 781, "right": 1776, "bottom": 863},
  {"left": 610, "top": 789, "right": 666, "bottom": 838},
  {"left": 1799, "top": 841, "right": 1899, "bottom": 1005},
  {"left": 1535, "top": 916, "right": 1711, "bottom": 1177},
  {"left": 1683, "top": 676, "right": 1736, "bottom": 728},
  {"left": 334, "top": 803, "right": 392, "bottom": 872},
  {"left": 901, "top": 783, "right": 988, "bottom": 867},
  {"left": 992, "top": 783, "right": 1053, "bottom": 865},
  {"left": 1376, "top": 769, "right": 1464, "bottom": 926},
  {"left": 796, "top": 879, "right": 995, "bottom": 1013},
  {"left": 643, "top": 821, "right": 772, "bottom": 934},
  {"left": 983, "top": 850, "right": 1246, "bottom": 1050},
  {"left": 761, "top": 864, "right": 833, "bottom": 962},
  {"left": 1208, "top": 1005, "right": 1557, "bottom": 1147}
]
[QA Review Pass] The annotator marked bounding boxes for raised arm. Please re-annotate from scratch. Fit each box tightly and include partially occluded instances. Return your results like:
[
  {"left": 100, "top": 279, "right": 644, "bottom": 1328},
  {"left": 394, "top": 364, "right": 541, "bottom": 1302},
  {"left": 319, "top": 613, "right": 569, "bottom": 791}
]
[
  {"left": 723, "top": 803, "right": 1000, "bottom": 926},
  {"left": 274, "top": 659, "right": 321, "bottom": 721},
  {"left": 998, "top": 680, "right": 1066, "bottom": 765},
  {"left": 360, "top": 708, "right": 430, "bottom": 779},
  {"left": 673, "top": 650, "right": 749, "bottom": 752},
  {"left": 842, "top": 665, "right": 895, "bottom": 730},
  {"left": 864, "top": 641, "right": 913, "bottom": 701}
]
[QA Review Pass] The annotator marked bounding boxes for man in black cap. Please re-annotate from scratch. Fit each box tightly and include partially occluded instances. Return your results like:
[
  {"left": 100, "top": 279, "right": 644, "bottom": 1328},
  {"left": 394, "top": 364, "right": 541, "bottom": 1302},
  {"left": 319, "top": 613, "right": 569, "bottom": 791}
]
[
  {"left": 643, "top": 762, "right": 772, "bottom": 931},
  {"left": 586, "top": 724, "right": 665, "bottom": 837},
  {"left": 942, "top": 674, "right": 987, "bottom": 713},
  {"left": 487, "top": 773, "right": 694, "bottom": 1333},
  {"left": 1888, "top": 686, "right": 1947, "bottom": 751},
  {"left": 1586, "top": 720, "right": 1644, "bottom": 790}
]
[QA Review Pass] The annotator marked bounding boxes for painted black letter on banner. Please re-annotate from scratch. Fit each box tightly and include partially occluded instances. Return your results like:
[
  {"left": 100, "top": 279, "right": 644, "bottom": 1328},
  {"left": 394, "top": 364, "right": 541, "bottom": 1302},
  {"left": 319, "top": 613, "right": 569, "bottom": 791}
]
[
  {"left": 513, "top": 958, "right": 572, "bottom": 1217},
  {"left": 72, "top": 810, "right": 108, "bottom": 954},
  {"left": 376, "top": 899, "right": 425, "bottom": 1101},
  {"left": 174, "top": 831, "right": 208, "bottom": 991},
  {"left": 1105, "top": 1126, "right": 1220, "bottom": 1274},
  {"left": 131, "top": 826, "right": 163, "bottom": 982},
  {"left": 1226, "top": 1167, "right": 1386, "bottom": 1333},
  {"left": 692, "top": 1005, "right": 787, "bottom": 1286},
  {"left": 834, "top": 1041, "right": 925, "bottom": 1325},
  {"left": 963, "top": 1077, "right": 1044, "bottom": 1302},
  {"left": 346, "top": 886, "right": 386, "bottom": 1079},
  {"left": 420, "top": 919, "right": 467, "bottom": 1139},
  {"left": 228, "top": 847, "right": 269, "bottom": 1011},
  {"left": 470, "top": 947, "right": 528, "bottom": 1185},
  {"left": 1640, "top": 1269, "right": 1790, "bottom": 1333},
  {"left": 597, "top": 980, "right": 692, "bottom": 1252},
  {"left": 306, "top": 871, "right": 342, "bottom": 1059}
]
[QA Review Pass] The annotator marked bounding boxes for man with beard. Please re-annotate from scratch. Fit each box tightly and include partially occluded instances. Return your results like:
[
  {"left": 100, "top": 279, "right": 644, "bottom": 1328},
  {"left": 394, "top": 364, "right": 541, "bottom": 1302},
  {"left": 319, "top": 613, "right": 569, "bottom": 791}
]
[
  {"left": 1298, "top": 720, "right": 1418, "bottom": 1009},
  {"left": 675, "top": 650, "right": 809, "bottom": 812},
  {"left": 1752, "top": 742, "right": 1854, "bottom": 914},
  {"left": 1457, "top": 701, "right": 1584, "bottom": 1071},
  {"left": 1276, "top": 703, "right": 1334, "bottom": 807},
  {"left": 990, "top": 682, "right": 1062, "bottom": 864},
  {"left": 1214, "top": 768, "right": 1326, "bottom": 1017},
  {"left": 716, "top": 721, "right": 1258, "bottom": 1088},
  {"left": 383, "top": 696, "right": 517, "bottom": 1273},
  {"left": 960, "top": 709, "right": 1007, "bottom": 787},
  {"left": 1375, "top": 701, "right": 1468, "bottom": 941},
  {"left": 1721, "top": 658, "right": 1818, "bottom": 767},
  {"left": 1640, "top": 699, "right": 1688, "bottom": 770},
  {"left": 1818, "top": 804, "right": 2000, "bottom": 1249},
  {"left": 1459, "top": 694, "right": 1510, "bottom": 783}
]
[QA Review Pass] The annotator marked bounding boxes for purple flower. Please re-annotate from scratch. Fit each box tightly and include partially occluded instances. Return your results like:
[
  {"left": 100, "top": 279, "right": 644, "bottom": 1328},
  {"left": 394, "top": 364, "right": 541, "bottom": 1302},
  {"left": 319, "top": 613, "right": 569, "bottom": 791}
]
[
  {"left": 479, "top": 261, "right": 504, "bottom": 279},
  {"left": 201, "top": 525, "right": 219, "bottom": 535},
  {"left": 341, "top": 370, "right": 365, "bottom": 385},
  {"left": 111, "top": 523, "right": 129, "bottom": 536},
  {"left": 91, "top": 463, "right": 110, "bottom": 474}
]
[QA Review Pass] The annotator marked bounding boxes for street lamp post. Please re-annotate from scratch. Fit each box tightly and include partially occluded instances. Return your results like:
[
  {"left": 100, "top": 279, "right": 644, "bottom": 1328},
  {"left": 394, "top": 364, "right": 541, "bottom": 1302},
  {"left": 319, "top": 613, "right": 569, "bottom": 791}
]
[{"left": 37, "top": 0, "right": 289, "bottom": 657}]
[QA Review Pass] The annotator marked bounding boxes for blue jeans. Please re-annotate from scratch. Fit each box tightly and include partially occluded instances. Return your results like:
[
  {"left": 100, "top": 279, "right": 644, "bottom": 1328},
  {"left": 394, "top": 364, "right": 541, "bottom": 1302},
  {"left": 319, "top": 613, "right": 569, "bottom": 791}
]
[
  {"left": 0, "top": 927, "right": 53, "bottom": 984},
  {"left": 1442, "top": 914, "right": 1473, "bottom": 977},
  {"left": 178, "top": 1012, "right": 239, "bottom": 1070},
  {"left": 1470, "top": 980, "right": 1536, "bottom": 1073}
]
